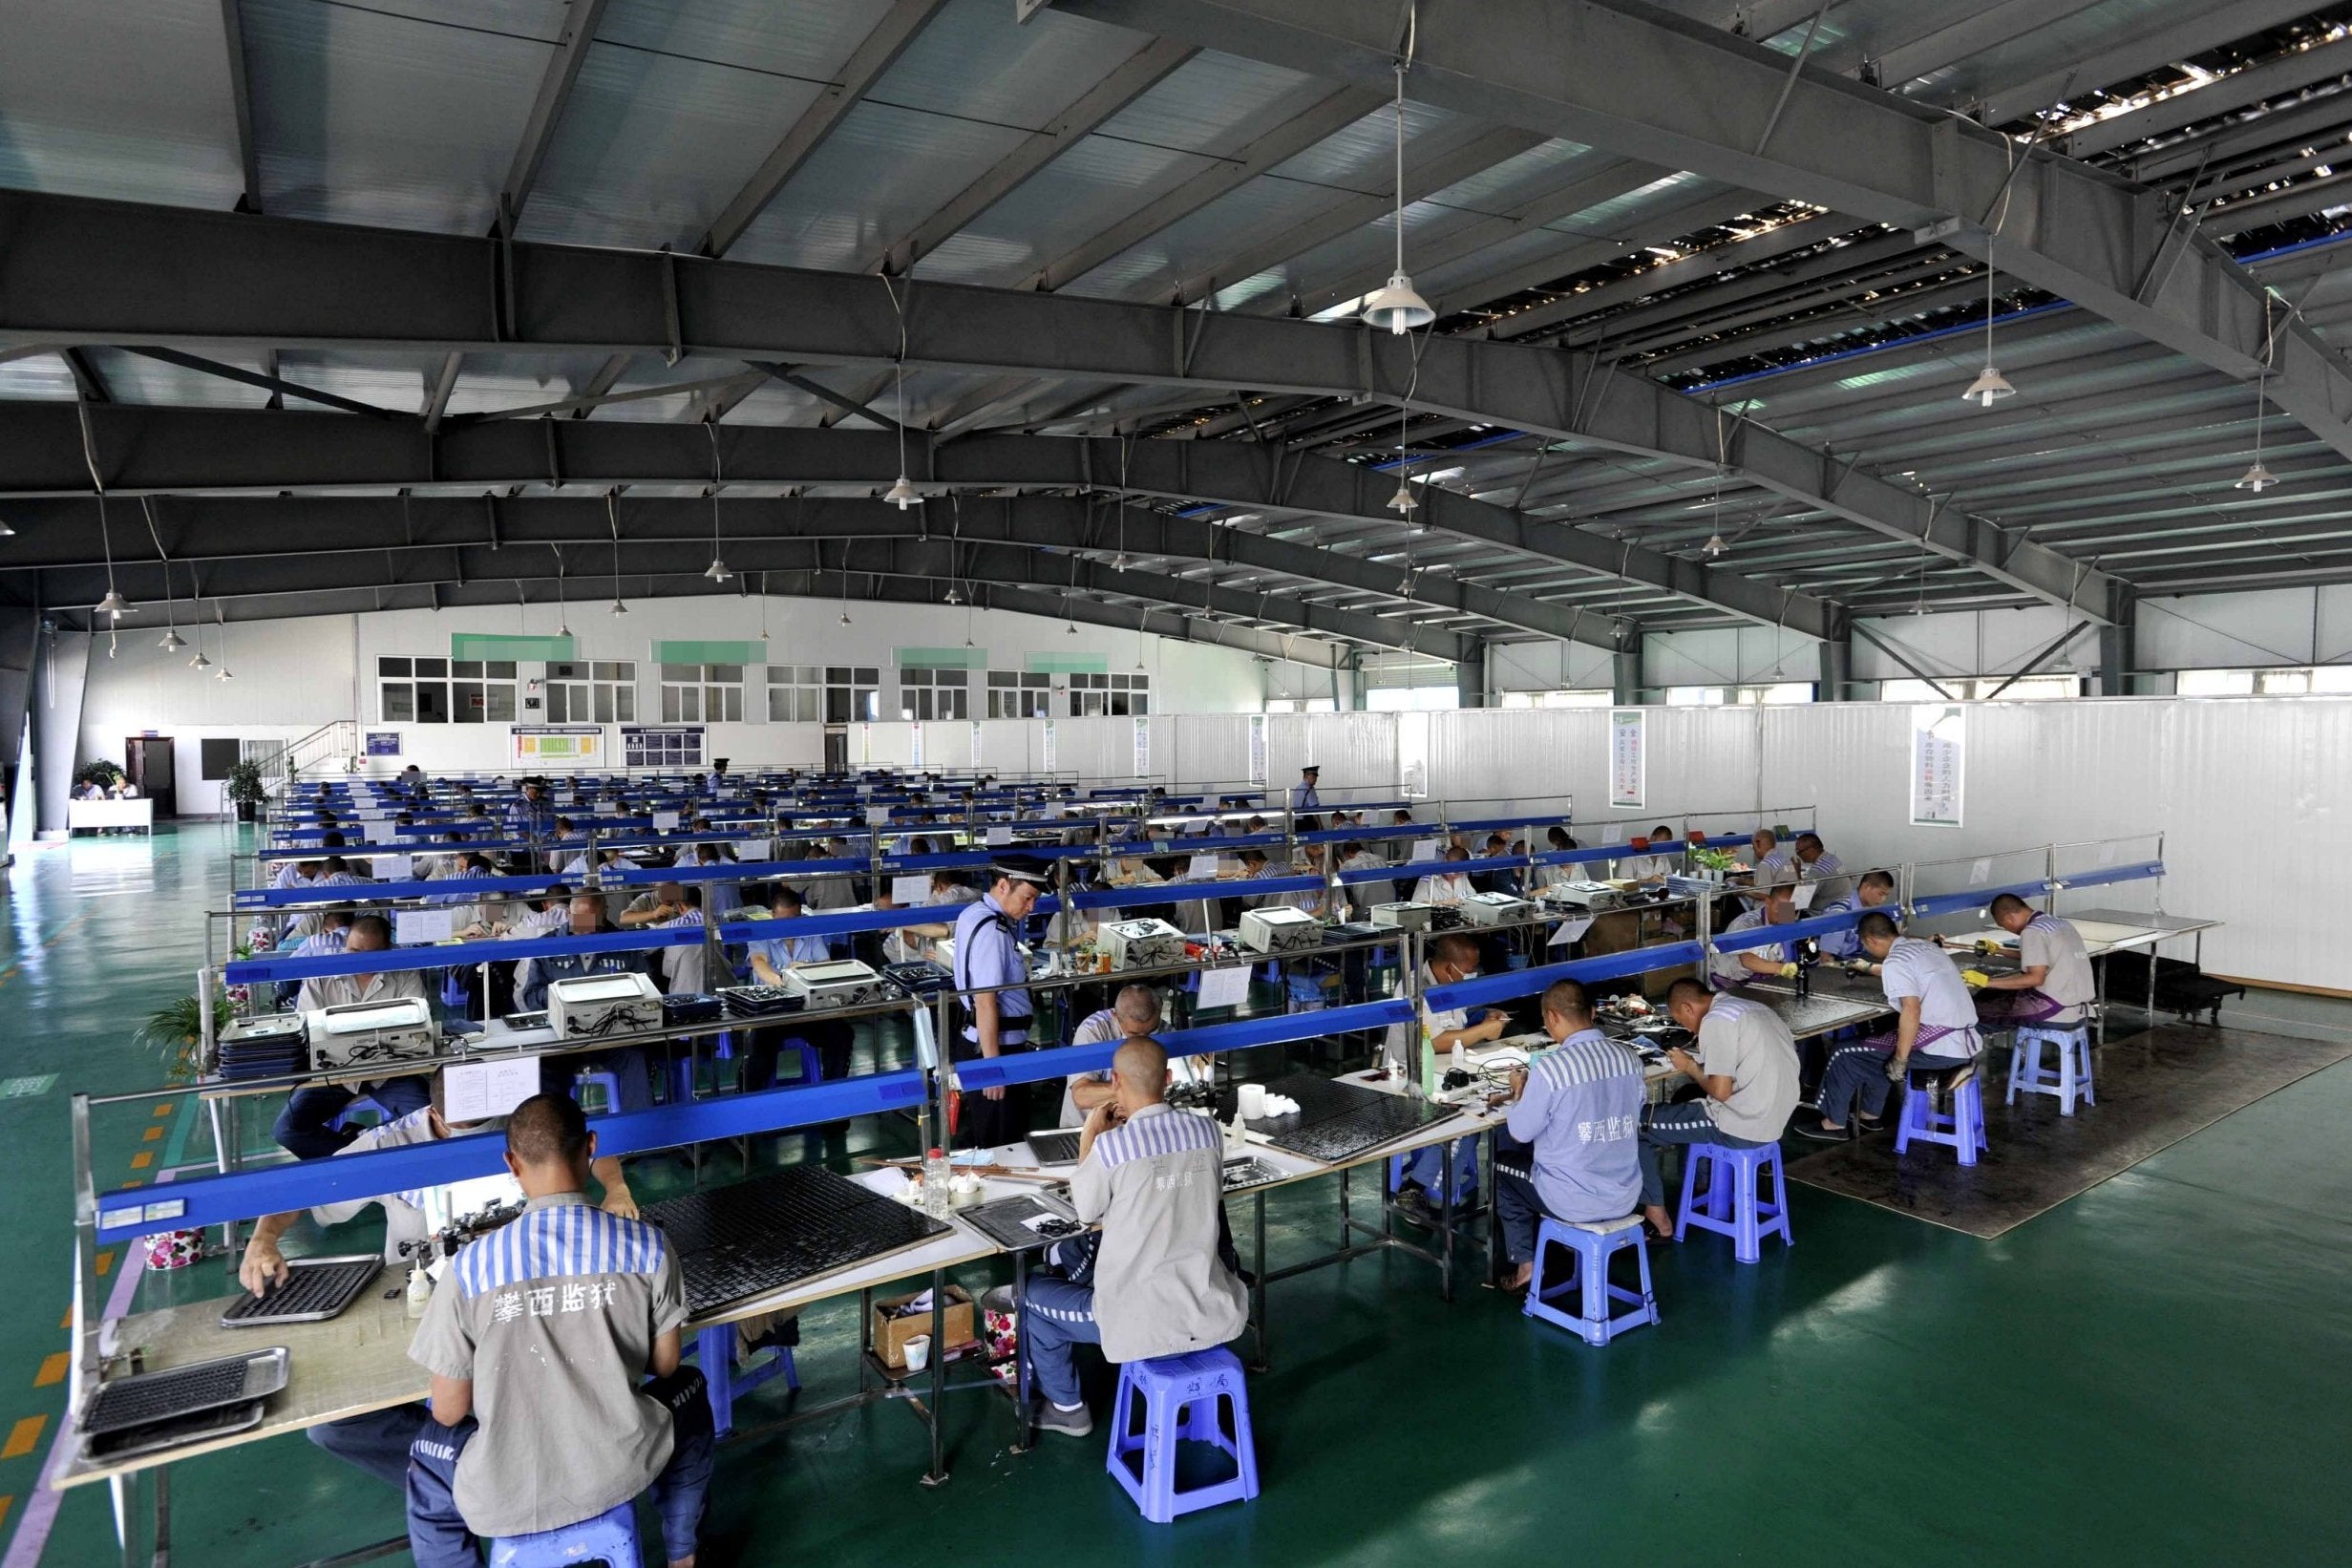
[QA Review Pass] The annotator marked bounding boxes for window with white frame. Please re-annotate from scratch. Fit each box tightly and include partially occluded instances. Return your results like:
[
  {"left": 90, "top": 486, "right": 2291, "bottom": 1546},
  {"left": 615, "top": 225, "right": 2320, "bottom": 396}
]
[
  {"left": 822, "top": 667, "right": 882, "bottom": 724},
  {"left": 898, "top": 667, "right": 971, "bottom": 721},
  {"left": 1879, "top": 675, "right": 2081, "bottom": 702},
  {"left": 985, "top": 670, "right": 1053, "bottom": 718},
  {"left": 765, "top": 666, "right": 822, "bottom": 722},
  {"left": 378, "top": 656, "right": 518, "bottom": 724},
  {"left": 1666, "top": 682, "right": 1814, "bottom": 706},
  {"left": 1065, "top": 670, "right": 1149, "bottom": 717},
  {"left": 2174, "top": 666, "right": 2352, "bottom": 696},
  {"left": 660, "top": 663, "right": 744, "bottom": 723},
  {"left": 1499, "top": 689, "right": 1613, "bottom": 709},
  {"left": 543, "top": 661, "right": 635, "bottom": 724}
]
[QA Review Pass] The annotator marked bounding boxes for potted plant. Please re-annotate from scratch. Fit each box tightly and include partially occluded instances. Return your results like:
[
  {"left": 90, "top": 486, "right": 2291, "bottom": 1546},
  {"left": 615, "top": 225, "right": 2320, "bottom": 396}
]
[
  {"left": 225, "top": 758, "right": 267, "bottom": 823},
  {"left": 138, "top": 990, "right": 234, "bottom": 1084},
  {"left": 73, "top": 760, "right": 125, "bottom": 795}
]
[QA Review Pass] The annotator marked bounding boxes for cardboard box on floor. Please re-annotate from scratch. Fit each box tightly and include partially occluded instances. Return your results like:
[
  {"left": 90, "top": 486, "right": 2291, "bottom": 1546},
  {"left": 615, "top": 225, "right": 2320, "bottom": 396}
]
[{"left": 873, "top": 1285, "right": 976, "bottom": 1370}]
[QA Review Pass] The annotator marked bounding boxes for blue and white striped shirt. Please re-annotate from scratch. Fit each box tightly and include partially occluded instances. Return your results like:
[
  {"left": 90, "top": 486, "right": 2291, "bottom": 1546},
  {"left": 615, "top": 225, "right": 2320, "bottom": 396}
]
[{"left": 1504, "top": 1028, "right": 1646, "bottom": 1222}]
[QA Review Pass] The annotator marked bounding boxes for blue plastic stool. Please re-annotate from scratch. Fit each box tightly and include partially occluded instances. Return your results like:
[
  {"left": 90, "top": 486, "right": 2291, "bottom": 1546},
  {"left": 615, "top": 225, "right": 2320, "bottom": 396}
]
[
  {"left": 1106, "top": 1347, "right": 1260, "bottom": 1524},
  {"left": 777, "top": 1037, "right": 823, "bottom": 1085},
  {"left": 2007, "top": 1025, "right": 2094, "bottom": 1116},
  {"left": 569, "top": 1070, "right": 624, "bottom": 1118},
  {"left": 1524, "top": 1216, "right": 1658, "bottom": 1345},
  {"left": 1675, "top": 1142, "right": 1793, "bottom": 1264},
  {"left": 1896, "top": 1065, "right": 1989, "bottom": 1165},
  {"left": 488, "top": 1500, "right": 640, "bottom": 1568},
  {"left": 690, "top": 1324, "right": 800, "bottom": 1436},
  {"left": 328, "top": 1094, "right": 390, "bottom": 1134}
]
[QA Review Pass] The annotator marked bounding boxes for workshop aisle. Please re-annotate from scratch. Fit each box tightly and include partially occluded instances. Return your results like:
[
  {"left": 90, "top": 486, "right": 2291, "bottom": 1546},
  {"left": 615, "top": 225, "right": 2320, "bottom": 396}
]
[{"left": 5, "top": 827, "right": 2350, "bottom": 1564}]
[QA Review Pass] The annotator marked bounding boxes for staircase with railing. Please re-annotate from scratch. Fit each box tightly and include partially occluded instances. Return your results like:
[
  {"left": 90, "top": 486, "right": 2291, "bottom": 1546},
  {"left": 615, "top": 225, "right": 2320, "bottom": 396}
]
[{"left": 246, "top": 719, "right": 361, "bottom": 795}]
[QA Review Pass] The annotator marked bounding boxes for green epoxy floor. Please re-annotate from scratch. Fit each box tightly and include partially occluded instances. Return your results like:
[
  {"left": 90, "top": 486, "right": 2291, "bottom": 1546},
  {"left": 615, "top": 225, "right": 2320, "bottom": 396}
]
[{"left": 6, "top": 825, "right": 2349, "bottom": 1565}]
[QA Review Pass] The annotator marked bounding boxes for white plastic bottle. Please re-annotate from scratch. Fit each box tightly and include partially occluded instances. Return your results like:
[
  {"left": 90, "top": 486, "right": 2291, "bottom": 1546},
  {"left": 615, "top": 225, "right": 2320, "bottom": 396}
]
[{"left": 922, "top": 1147, "right": 953, "bottom": 1217}]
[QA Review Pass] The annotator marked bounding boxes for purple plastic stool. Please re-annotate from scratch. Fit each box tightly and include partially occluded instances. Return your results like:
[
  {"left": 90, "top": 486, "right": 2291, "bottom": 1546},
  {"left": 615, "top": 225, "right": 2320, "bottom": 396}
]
[
  {"left": 1524, "top": 1216, "right": 1658, "bottom": 1345},
  {"left": 488, "top": 1500, "right": 639, "bottom": 1568},
  {"left": 1896, "top": 1065, "right": 1988, "bottom": 1165},
  {"left": 1675, "top": 1141, "right": 1793, "bottom": 1264},
  {"left": 1106, "top": 1347, "right": 1260, "bottom": 1524}
]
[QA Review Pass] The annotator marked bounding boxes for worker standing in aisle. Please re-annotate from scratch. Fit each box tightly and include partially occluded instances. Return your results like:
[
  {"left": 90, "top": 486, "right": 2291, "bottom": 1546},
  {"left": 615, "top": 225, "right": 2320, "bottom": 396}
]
[{"left": 952, "top": 857, "right": 1049, "bottom": 1149}]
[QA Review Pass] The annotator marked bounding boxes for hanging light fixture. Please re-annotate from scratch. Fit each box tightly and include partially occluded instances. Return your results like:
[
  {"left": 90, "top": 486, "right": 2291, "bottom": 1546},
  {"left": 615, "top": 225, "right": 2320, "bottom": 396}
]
[
  {"left": 1362, "top": 47, "right": 1433, "bottom": 336},
  {"left": 963, "top": 590, "right": 976, "bottom": 648},
  {"left": 1702, "top": 462, "right": 1729, "bottom": 556},
  {"left": 78, "top": 404, "right": 133, "bottom": 616},
  {"left": 605, "top": 489, "right": 628, "bottom": 615},
  {"left": 702, "top": 422, "right": 732, "bottom": 581},
  {"left": 1387, "top": 474, "right": 1418, "bottom": 516},
  {"left": 884, "top": 279, "right": 922, "bottom": 508},
  {"left": 553, "top": 545, "right": 572, "bottom": 638},
  {"left": 837, "top": 543, "right": 853, "bottom": 626},
  {"left": 156, "top": 557, "right": 186, "bottom": 650},
  {"left": 185, "top": 592, "right": 209, "bottom": 669},
  {"left": 2238, "top": 298, "right": 2281, "bottom": 492},
  {"left": 1961, "top": 245, "right": 2015, "bottom": 407},
  {"left": 212, "top": 603, "right": 233, "bottom": 681},
  {"left": 944, "top": 583, "right": 961, "bottom": 605}
]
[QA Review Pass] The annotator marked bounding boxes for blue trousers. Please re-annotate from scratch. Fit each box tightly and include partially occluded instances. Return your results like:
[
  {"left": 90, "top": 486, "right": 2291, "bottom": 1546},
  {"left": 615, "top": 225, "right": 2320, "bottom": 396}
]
[
  {"left": 308, "top": 1402, "right": 426, "bottom": 1488},
  {"left": 1636, "top": 1101, "right": 1768, "bottom": 1208},
  {"left": 1819, "top": 1038, "right": 1976, "bottom": 1125},
  {"left": 272, "top": 1074, "right": 434, "bottom": 1161},
  {"left": 405, "top": 1367, "right": 713, "bottom": 1568},
  {"left": 1399, "top": 1137, "right": 1479, "bottom": 1200},
  {"left": 1018, "top": 1274, "right": 1101, "bottom": 1409}
]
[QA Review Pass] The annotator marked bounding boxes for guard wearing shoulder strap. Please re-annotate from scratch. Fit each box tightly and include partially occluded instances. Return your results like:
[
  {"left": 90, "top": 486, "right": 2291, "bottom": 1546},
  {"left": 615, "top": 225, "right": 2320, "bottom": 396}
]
[{"left": 950, "top": 856, "right": 1050, "bottom": 1151}]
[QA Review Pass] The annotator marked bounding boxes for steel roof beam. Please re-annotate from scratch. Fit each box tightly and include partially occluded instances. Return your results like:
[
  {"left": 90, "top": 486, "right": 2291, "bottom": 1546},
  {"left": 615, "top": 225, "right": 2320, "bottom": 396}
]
[
  {"left": 0, "top": 490, "right": 1555, "bottom": 649},
  {"left": 1019, "top": 85, "right": 1383, "bottom": 292},
  {"left": 696, "top": 0, "right": 949, "bottom": 260},
  {"left": 872, "top": 37, "right": 1196, "bottom": 277},
  {"left": 219, "top": 0, "right": 262, "bottom": 213},
  {"left": 494, "top": 0, "right": 611, "bottom": 237},
  {"left": 1045, "top": 0, "right": 2352, "bottom": 507},
  {"left": 0, "top": 406, "right": 1818, "bottom": 638},
  {"left": 0, "top": 189, "right": 2117, "bottom": 620}
]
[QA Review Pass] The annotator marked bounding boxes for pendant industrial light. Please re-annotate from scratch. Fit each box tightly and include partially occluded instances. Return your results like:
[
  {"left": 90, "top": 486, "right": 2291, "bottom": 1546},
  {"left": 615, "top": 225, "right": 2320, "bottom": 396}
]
[
  {"left": 884, "top": 275, "right": 922, "bottom": 509},
  {"left": 212, "top": 603, "right": 234, "bottom": 681},
  {"left": 1962, "top": 244, "right": 2015, "bottom": 407},
  {"left": 141, "top": 500, "right": 185, "bottom": 649},
  {"left": 1362, "top": 28, "right": 1433, "bottom": 337},
  {"left": 703, "top": 421, "right": 732, "bottom": 581},
  {"left": 837, "top": 543, "right": 853, "bottom": 626},
  {"left": 553, "top": 545, "right": 572, "bottom": 639},
  {"left": 186, "top": 590, "right": 210, "bottom": 670},
  {"left": 2237, "top": 296, "right": 2280, "bottom": 492},
  {"left": 1703, "top": 464, "right": 1730, "bottom": 557},
  {"left": 606, "top": 489, "right": 628, "bottom": 614},
  {"left": 77, "top": 400, "right": 132, "bottom": 617}
]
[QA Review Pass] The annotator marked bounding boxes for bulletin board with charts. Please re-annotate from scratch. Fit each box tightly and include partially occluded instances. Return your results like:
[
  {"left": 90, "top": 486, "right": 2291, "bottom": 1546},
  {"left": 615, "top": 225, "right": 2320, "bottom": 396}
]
[
  {"left": 511, "top": 726, "right": 602, "bottom": 765},
  {"left": 621, "top": 725, "right": 705, "bottom": 770}
]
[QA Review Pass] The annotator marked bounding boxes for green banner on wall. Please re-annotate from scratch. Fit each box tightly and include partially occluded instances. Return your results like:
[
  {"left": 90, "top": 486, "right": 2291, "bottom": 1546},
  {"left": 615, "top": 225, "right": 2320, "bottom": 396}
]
[
  {"left": 1027, "top": 652, "right": 1108, "bottom": 675},
  {"left": 896, "top": 646, "right": 987, "bottom": 669},
  {"left": 452, "top": 633, "right": 575, "bottom": 662},
  {"left": 653, "top": 640, "right": 769, "bottom": 666}
]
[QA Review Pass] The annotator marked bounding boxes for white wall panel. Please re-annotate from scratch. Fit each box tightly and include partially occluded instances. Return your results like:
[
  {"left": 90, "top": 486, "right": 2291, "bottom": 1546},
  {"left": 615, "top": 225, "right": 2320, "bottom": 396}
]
[
  {"left": 2136, "top": 589, "right": 2327, "bottom": 669},
  {"left": 1267, "top": 712, "right": 1397, "bottom": 799}
]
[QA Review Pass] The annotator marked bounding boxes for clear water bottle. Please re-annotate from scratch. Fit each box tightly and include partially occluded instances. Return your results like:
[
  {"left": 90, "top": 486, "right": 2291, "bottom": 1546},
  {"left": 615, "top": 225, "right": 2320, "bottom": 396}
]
[{"left": 922, "top": 1147, "right": 952, "bottom": 1217}]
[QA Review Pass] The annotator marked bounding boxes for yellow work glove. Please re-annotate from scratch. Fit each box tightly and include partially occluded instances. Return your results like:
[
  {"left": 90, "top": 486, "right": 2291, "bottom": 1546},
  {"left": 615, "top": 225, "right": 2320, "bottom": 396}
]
[
  {"left": 1975, "top": 939, "right": 2001, "bottom": 954},
  {"left": 1776, "top": 962, "right": 1800, "bottom": 980},
  {"left": 1960, "top": 968, "right": 1991, "bottom": 988}
]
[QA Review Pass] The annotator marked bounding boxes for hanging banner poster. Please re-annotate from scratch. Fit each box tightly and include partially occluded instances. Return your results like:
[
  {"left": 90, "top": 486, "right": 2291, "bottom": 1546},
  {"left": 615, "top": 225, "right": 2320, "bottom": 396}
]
[
  {"left": 909, "top": 723, "right": 924, "bottom": 768},
  {"left": 1608, "top": 709, "right": 1645, "bottom": 809},
  {"left": 1133, "top": 716, "right": 1151, "bottom": 777},
  {"left": 1910, "top": 704, "right": 1965, "bottom": 827},
  {"left": 513, "top": 725, "right": 603, "bottom": 766},
  {"left": 1246, "top": 714, "right": 1268, "bottom": 788},
  {"left": 968, "top": 719, "right": 983, "bottom": 767},
  {"left": 1042, "top": 717, "right": 1058, "bottom": 773}
]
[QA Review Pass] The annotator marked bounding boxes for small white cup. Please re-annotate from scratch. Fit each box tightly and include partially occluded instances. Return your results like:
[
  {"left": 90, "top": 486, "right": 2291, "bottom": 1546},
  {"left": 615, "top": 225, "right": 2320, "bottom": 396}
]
[
  {"left": 902, "top": 1334, "right": 932, "bottom": 1373},
  {"left": 1239, "top": 1083, "right": 1268, "bottom": 1119}
]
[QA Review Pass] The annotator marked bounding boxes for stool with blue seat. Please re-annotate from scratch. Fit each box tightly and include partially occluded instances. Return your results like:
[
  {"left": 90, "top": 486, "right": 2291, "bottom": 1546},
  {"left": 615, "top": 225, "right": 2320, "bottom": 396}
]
[
  {"left": 2007, "top": 1025, "right": 2094, "bottom": 1116},
  {"left": 1896, "top": 1063, "right": 1988, "bottom": 1164},
  {"left": 1106, "top": 1346, "right": 1259, "bottom": 1524},
  {"left": 488, "top": 1499, "right": 639, "bottom": 1568},
  {"left": 1675, "top": 1142, "right": 1793, "bottom": 1264},
  {"left": 1523, "top": 1216, "right": 1658, "bottom": 1345},
  {"left": 689, "top": 1324, "right": 800, "bottom": 1436},
  {"left": 569, "top": 1069, "right": 624, "bottom": 1118}
]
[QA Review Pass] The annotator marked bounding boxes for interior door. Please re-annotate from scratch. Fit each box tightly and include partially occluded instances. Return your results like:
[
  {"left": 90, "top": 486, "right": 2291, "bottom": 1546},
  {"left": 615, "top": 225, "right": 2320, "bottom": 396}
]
[
  {"left": 128, "top": 736, "right": 177, "bottom": 816},
  {"left": 822, "top": 726, "right": 848, "bottom": 773}
]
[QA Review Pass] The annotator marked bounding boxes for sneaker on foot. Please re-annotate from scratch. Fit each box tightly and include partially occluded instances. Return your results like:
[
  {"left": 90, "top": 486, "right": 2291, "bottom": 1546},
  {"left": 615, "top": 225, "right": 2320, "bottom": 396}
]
[
  {"left": 1036, "top": 1401, "right": 1093, "bottom": 1438},
  {"left": 980, "top": 1283, "right": 1017, "bottom": 1315},
  {"left": 1792, "top": 1114, "right": 1851, "bottom": 1142}
]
